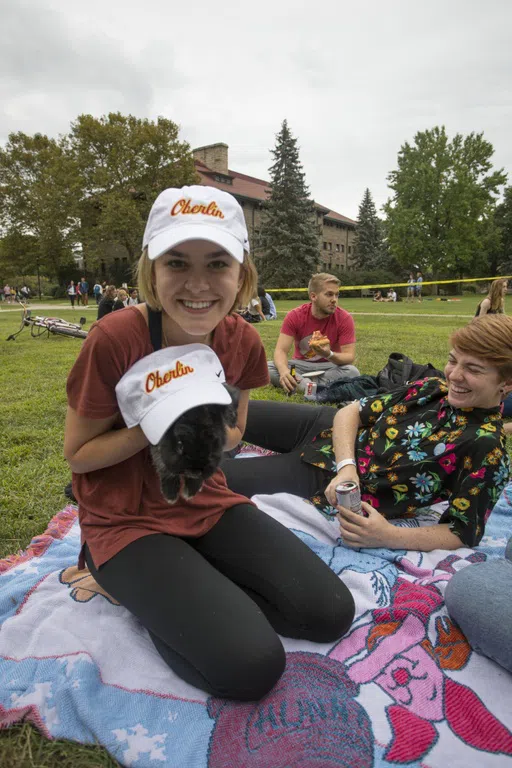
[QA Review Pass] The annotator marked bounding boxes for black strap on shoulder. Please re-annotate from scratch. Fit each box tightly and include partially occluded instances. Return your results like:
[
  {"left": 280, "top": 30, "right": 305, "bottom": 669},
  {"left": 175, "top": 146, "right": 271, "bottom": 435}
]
[{"left": 147, "top": 307, "right": 163, "bottom": 351}]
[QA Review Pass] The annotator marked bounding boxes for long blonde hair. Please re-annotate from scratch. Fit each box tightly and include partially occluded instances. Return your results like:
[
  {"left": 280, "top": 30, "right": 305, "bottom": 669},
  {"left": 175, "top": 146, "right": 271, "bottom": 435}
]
[
  {"left": 487, "top": 279, "right": 507, "bottom": 313},
  {"left": 135, "top": 248, "right": 258, "bottom": 315}
]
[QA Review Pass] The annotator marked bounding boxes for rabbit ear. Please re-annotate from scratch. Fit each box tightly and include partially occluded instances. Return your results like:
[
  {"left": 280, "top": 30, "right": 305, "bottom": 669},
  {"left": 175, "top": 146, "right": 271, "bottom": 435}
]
[{"left": 161, "top": 475, "right": 181, "bottom": 504}]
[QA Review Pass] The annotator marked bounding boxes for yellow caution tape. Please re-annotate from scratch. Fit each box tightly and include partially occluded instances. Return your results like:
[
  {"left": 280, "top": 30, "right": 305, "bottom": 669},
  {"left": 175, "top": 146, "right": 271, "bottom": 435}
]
[{"left": 267, "top": 275, "right": 512, "bottom": 292}]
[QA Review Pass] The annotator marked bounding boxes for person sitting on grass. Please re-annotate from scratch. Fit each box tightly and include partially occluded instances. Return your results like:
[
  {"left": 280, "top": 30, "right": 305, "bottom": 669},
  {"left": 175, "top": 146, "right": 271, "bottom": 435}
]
[
  {"left": 223, "top": 314, "right": 512, "bottom": 552},
  {"left": 475, "top": 278, "right": 507, "bottom": 317},
  {"left": 97, "top": 285, "right": 118, "bottom": 319},
  {"left": 268, "top": 272, "right": 359, "bottom": 395},
  {"left": 372, "top": 290, "right": 383, "bottom": 302}
]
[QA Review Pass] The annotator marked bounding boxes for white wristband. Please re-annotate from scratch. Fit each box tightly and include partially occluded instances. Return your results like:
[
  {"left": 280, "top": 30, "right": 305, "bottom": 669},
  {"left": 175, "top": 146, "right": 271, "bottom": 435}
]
[
  {"left": 336, "top": 458, "right": 357, "bottom": 473},
  {"left": 328, "top": 350, "right": 334, "bottom": 359}
]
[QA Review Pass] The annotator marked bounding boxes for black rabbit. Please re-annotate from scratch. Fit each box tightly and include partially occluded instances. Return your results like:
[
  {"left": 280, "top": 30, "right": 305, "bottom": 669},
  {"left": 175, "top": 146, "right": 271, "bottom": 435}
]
[{"left": 150, "top": 384, "right": 239, "bottom": 503}]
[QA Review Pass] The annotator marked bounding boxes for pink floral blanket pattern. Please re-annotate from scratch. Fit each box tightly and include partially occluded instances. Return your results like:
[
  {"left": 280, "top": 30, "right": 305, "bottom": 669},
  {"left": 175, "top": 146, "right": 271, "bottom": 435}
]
[{"left": 0, "top": 486, "right": 511, "bottom": 767}]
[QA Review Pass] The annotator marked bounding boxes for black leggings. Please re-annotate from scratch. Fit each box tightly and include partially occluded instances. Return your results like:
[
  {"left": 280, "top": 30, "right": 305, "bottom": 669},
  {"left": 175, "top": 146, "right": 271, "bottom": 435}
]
[
  {"left": 86, "top": 503, "right": 354, "bottom": 701},
  {"left": 221, "top": 400, "right": 338, "bottom": 499}
]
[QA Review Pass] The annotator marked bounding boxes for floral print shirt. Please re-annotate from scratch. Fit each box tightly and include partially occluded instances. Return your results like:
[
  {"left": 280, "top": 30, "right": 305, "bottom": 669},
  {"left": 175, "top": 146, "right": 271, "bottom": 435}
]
[{"left": 301, "top": 377, "right": 509, "bottom": 547}]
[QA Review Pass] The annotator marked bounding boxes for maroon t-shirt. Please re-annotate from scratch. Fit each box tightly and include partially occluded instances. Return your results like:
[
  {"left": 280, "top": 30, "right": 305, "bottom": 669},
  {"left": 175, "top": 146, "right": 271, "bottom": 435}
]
[
  {"left": 281, "top": 303, "right": 356, "bottom": 362},
  {"left": 66, "top": 306, "right": 270, "bottom": 568}
]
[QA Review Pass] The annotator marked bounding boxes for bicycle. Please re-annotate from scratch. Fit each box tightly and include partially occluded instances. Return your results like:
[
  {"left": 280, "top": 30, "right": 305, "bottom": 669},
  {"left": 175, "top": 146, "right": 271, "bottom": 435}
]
[{"left": 6, "top": 302, "right": 88, "bottom": 341}]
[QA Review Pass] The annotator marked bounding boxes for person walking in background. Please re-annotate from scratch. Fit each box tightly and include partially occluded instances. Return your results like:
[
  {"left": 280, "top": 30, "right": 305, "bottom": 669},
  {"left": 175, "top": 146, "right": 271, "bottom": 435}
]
[
  {"left": 76, "top": 281, "right": 82, "bottom": 306},
  {"left": 128, "top": 289, "right": 139, "bottom": 306},
  {"left": 93, "top": 281, "right": 103, "bottom": 304},
  {"left": 20, "top": 284, "right": 31, "bottom": 303},
  {"left": 415, "top": 270, "right": 423, "bottom": 302},
  {"left": 97, "top": 285, "right": 117, "bottom": 319},
  {"left": 67, "top": 280, "right": 77, "bottom": 308},
  {"left": 3, "top": 284, "right": 11, "bottom": 304},
  {"left": 475, "top": 278, "right": 507, "bottom": 317},
  {"left": 406, "top": 273, "right": 415, "bottom": 302},
  {"left": 79, "top": 277, "right": 89, "bottom": 307}
]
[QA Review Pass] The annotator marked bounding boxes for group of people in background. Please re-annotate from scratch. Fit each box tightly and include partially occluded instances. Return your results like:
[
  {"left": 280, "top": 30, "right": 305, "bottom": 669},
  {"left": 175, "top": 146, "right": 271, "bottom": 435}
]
[
  {"left": 1, "top": 284, "right": 31, "bottom": 303},
  {"left": 238, "top": 285, "right": 277, "bottom": 323},
  {"left": 96, "top": 286, "right": 139, "bottom": 319}
]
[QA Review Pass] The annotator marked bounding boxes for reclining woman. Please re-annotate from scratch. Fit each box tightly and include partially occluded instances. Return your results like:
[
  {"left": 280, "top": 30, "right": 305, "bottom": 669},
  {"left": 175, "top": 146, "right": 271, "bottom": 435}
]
[
  {"left": 223, "top": 315, "right": 512, "bottom": 552},
  {"left": 474, "top": 278, "right": 507, "bottom": 317},
  {"left": 64, "top": 186, "right": 354, "bottom": 702}
]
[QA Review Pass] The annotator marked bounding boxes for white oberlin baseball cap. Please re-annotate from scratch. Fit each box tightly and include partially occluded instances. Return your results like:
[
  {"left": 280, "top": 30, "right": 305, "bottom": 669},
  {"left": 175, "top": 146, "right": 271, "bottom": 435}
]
[
  {"left": 115, "top": 344, "right": 232, "bottom": 445},
  {"left": 142, "top": 185, "right": 250, "bottom": 263}
]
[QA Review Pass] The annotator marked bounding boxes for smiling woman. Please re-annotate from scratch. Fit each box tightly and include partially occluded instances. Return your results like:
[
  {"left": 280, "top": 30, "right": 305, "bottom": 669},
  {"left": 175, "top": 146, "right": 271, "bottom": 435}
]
[
  {"left": 223, "top": 314, "right": 512, "bottom": 554},
  {"left": 62, "top": 184, "right": 355, "bottom": 701}
]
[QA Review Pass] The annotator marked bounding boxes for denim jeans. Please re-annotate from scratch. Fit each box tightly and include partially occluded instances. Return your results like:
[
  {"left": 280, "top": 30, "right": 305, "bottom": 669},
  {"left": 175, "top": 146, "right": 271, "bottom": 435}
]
[{"left": 445, "top": 537, "right": 512, "bottom": 673}]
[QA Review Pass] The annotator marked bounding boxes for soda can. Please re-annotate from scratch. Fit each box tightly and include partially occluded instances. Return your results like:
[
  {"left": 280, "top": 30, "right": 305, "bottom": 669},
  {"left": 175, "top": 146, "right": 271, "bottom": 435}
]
[
  {"left": 303, "top": 379, "right": 318, "bottom": 401},
  {"left": 290, "top": 364, "right": 296, "bottom": 378},
  {"left": 335, "top": 481, "right": 364, "bottom": 516}
]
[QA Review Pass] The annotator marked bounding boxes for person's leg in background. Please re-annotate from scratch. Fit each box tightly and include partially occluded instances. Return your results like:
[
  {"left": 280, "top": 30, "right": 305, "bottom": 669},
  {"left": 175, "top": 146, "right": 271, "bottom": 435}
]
[
  {"left": 85, "top": 535, "right": 285, "bottom": 701},
  {"left": 69, "top": 295, "right": 75, "bottom": 308},
  {"left": 267, "top": 359, "right": 286, "bottom": 387},
  {"left": 194, "top": 504, "right": 355, "bottom": 644},
  {"left": 444, "top": 537, "right": 512, "bottom": 673}
]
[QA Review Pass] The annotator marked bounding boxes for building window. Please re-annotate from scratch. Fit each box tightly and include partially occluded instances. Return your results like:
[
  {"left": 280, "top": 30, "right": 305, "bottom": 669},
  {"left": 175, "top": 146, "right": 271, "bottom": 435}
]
[
  {"left": 214, "top": 174, "right": 233, "bottom": 185},
  {"left": 323, "top": 242, "right": 328, "bottom": 250},
  {"left": 348, "top": 246, "right": 352, "bottom": 255},
  {"left": 328, "top": 242, "right": 332, "bottom": 251},
  {"left": 335, "top": 244, "right": 339, "bottom": 252},
  {"left": 340, "top": 245, "right": 345, "bottom": 253}
]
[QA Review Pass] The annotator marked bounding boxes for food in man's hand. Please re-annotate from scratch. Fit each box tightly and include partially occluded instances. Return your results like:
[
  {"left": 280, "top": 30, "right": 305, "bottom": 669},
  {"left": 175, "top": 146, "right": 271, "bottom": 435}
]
[{"left": 309, "top": 330, "right": 330, "bottom": 347}]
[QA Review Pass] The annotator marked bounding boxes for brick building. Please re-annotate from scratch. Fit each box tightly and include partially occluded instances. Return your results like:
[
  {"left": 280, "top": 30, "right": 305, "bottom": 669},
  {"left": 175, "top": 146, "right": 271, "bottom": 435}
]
[{"left": 193, "top": 143, "right": 357, "bottom": 273}]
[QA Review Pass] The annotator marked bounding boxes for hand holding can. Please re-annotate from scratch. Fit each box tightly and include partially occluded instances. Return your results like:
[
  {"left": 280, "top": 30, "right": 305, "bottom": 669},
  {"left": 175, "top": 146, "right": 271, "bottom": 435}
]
[{"left": 335, "top": 481, "right": 367, "bottom": 517}]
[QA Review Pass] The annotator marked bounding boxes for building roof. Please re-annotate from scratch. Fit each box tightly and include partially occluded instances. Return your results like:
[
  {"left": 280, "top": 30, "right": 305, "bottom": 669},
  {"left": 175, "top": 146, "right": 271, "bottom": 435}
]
[{"left": 194, "top": 160, "right": 357, "bottom": 227}]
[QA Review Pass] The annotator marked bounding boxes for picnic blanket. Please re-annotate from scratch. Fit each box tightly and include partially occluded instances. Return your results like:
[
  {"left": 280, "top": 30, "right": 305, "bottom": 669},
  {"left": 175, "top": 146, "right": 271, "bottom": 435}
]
[{"left": 1, "top": 485, "right": 512, "bottom": 767}]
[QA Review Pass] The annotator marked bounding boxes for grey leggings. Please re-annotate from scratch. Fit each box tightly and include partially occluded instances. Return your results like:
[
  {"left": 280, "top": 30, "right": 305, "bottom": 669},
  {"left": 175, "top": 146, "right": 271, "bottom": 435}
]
[{"left": 445, "top": 537, "right": 512, "bottom": 672}]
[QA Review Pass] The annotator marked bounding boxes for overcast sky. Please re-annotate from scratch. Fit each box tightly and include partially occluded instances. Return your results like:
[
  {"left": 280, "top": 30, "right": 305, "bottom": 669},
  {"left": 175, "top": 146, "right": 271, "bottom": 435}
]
[{"left": 1, "top": 0, "right": 511, "bottom": 220}]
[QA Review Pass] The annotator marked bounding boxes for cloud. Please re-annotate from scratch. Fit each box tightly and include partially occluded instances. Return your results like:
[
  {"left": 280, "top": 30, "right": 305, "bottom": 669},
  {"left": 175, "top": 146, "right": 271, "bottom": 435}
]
[{"left": 0, "top": 0, "right": 511, "bottom": 219}]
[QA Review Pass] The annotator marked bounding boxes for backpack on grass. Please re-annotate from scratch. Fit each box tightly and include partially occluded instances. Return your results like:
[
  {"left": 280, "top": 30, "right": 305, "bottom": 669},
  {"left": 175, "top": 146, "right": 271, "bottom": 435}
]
[{"left": 376, "top": 352, "right": 444, "bottom": 390}]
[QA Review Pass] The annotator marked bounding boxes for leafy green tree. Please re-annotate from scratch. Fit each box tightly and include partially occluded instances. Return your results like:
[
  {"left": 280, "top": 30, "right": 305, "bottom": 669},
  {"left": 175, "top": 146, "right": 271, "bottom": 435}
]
[
  {"left": 489, "top": 187, "right": 512, "bottom": 274},
  {"left": 0, "top": 132, "right": 79, "bottom": 280},
  {"left": 353, "top": 188, "right": 388, "bottom": 269},
  {"left": 384, "top": 127, "right": 507, "bottom": 278},
  {"left": 70, "top": 113, "right": 198, "bottom": 264},
  {"left": 259, "top": 120, "right": 320, "bottom": 287}
]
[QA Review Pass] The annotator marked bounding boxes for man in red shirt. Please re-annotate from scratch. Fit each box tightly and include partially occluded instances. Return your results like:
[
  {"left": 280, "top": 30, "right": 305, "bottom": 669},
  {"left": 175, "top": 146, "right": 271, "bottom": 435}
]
[{"left": 269, "top": 273, "right": 359, "bottom": 393}]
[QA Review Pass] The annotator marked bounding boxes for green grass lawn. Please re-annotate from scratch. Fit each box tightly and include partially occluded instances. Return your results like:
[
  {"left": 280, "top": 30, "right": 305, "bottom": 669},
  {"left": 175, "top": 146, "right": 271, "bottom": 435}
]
[{"left": 0, "top": 295, "right": 505, "bottom": 766}]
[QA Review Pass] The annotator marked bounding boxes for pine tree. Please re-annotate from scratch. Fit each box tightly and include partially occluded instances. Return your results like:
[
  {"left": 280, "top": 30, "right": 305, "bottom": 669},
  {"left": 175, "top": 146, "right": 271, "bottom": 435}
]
[
  {"left": 258, "top": 121, "right": 320, "bottom": 287},
  {"left": 352, "top": 188, "right": 387, "bottom": 269}
]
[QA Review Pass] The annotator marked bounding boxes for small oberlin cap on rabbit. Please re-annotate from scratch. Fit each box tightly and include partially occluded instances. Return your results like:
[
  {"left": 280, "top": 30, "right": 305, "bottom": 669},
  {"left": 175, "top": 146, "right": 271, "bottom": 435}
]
[
  {"left": 115, "top": 343, "right": 232, "bottom": 445},
  {"left": 142, "top": 185, "right": 249, "bottom": 263}
]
